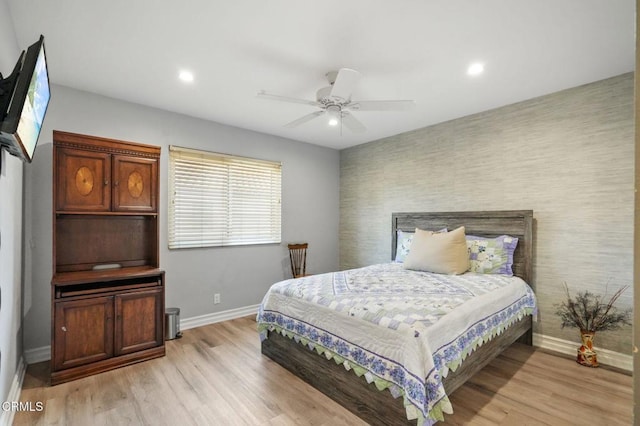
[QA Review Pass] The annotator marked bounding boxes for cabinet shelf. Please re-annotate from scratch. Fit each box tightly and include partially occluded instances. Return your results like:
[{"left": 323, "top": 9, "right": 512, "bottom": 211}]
[{"left": 53, "top": 266, "right": 164, "bottom": 286}]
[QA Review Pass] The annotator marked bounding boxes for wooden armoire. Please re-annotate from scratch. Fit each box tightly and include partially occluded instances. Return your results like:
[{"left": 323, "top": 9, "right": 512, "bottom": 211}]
[{"left": 51, "top": 130, "right": 165, "bottom": 385}]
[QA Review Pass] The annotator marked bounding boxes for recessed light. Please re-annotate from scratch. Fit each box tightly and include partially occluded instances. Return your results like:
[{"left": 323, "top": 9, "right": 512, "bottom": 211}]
[
  {"left": 467, "top": 63, "right": 484, "bottom": 76},
  {"left": 179, "top": 70, "right": 194, "bottom": 83}
]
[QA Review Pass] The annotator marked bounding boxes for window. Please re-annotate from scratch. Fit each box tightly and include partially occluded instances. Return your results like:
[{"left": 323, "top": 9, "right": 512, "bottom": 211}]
[{"left": 168, "top": 145, "right": 281, "bottom": 249}]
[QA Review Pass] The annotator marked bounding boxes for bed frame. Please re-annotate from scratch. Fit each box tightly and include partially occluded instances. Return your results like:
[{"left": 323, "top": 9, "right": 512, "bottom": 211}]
[{"left": 262, "top": 210, "right": 534, "bottom": 425}]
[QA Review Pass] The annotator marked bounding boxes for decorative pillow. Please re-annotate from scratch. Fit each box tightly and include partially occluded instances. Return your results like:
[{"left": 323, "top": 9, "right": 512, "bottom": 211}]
[
  {"left": 394, "top": 230, "right": 414, "bottom": 263},
  {"left": 466, "top": 235, "right": 519, "bottom": 276},
  {"left": 403, "top": 226, "right": 469, "bottom": 275},
  {"left": 394, "top": 228, "right": 448, "bottom": 263}
]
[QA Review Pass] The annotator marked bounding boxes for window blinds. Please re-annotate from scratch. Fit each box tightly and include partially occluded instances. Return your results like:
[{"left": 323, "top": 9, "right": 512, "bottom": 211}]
[{"left": 168, "top": 145, "right": 281, "bottom": 249}]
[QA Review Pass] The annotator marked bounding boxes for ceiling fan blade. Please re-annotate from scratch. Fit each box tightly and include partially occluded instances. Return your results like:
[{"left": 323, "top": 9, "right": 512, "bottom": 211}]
[
  {"left": 257, "top": 91, "right": 321, "bottom": 107},
  {"left": 329, "top": 68, "right": 362, "bottom": 102},
  {"left": 341, "top": 111, "right": 366, "bottom": 133},
  {"left": 347, "top": 100, "right": 416, "bottom": 111},
  {"left": 284, "top": 111, "right": 325, "bottom": 128}
]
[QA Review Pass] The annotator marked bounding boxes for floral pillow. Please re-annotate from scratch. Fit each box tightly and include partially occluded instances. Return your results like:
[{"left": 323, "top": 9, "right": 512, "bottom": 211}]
[
  {"left": 394, "top": 228, "right": 447, "bottom": 263},
  {"left": 466, "top": 235, "right": 519, "bottom": 276},
  {"left": 394, "top": 230, "right": 414, "bottom": 263}
]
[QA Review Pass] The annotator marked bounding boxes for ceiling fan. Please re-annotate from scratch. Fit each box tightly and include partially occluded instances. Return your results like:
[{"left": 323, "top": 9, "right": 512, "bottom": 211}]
[{"left": 257, "top": 68, "right": 415, "bottom": 133}]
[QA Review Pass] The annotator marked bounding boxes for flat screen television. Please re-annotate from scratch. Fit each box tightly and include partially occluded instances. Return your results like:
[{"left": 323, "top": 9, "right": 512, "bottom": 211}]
[{"left": 0, "top": 35, "right": 50, "bottom": 163}]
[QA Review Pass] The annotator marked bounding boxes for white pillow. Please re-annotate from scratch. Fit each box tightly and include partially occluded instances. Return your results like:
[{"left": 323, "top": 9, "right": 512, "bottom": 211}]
[{"left": 403, "top": 226, "right": 469, "bottom": 275}]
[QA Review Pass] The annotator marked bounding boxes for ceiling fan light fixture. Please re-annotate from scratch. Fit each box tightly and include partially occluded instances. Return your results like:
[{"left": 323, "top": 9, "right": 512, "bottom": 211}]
[
  {"left": 327, "top": 105, "right": 341, "bottom": 127},
  {"left": 258, "top": 68, "right": 415, "bottom": 133}
]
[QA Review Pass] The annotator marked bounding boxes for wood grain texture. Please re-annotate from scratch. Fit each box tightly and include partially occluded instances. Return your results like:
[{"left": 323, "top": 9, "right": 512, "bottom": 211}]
[
  {"left": 14, "top": 316, "right": 632, "bottom": 426},
  {"left": 391, "top": 210, "right": 532, "bottom": 284},
  {"left": 55, "top": 215, "right": 156, "bottom": 272},
  {"left": 52, "top": 132, "right": 164, "bottom": 384},
  {"left": 442, "top": 316, "right": 532, "bottom": 395},
  {"left": 340, "top": 73, "right": 634, "bottom": 354},
  {"left": 50, "top": 271, "right": 165, "bottom": 385},
  {"left": 262, "top": 330, "right": 408, "bottom": 426},
  {"left": 53, "top": 130, "right": 161, "bottom": 159}
]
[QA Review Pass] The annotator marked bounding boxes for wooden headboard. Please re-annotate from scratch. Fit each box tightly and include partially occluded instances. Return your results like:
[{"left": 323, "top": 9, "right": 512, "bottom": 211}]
[{"left": 392, "top": 210, "right": 533, "bottom": 284}]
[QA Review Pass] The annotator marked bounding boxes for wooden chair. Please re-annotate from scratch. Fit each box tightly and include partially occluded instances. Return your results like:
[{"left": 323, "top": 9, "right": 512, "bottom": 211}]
[{"left": 288, "top": 243, "right": 308, "bottom": 278}]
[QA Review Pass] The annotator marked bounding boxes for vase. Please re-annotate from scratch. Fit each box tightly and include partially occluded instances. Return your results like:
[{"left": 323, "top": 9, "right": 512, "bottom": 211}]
[{"left": 576, "top": 330, "right": 598, "bottom": 367}]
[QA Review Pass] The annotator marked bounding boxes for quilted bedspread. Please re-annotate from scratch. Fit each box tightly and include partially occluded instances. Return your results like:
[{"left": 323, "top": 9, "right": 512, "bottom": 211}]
[{"left": 257, "top": 263, "right": 536, "bottom": 425}]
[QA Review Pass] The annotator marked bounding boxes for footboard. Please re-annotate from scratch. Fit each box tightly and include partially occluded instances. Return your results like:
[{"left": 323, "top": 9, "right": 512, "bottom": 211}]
[{"left": 262, "top": 315, "right": 532, "bottom": 426}]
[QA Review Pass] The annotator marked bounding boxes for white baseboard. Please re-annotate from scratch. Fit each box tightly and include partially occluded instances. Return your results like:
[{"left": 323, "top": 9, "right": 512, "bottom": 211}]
[
  {"left": 23, "top": 304, "right": 261, "bottom": 363},
  {"left": 533, "top": 332, "right": 632, "bottom": 372},
  {"left": 179, "top": 304, "right": 260, "bottom": 331},
  {"left": 0, "top": 357, "right": 26, "bottom": 426},
  {"left": 24, "top": 346, "right": 51, "bottom": 365}
]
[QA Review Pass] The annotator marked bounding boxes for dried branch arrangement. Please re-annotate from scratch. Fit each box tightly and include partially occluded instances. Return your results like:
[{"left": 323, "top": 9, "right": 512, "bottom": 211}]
[{"left": 555, "top": 282, "right": 632, "bottom": 332}]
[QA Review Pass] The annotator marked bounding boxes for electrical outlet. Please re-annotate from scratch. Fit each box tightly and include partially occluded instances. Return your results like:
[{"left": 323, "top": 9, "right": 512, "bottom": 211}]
[{"left": 214, "top": 293, "right": 220, "bottom": 304}]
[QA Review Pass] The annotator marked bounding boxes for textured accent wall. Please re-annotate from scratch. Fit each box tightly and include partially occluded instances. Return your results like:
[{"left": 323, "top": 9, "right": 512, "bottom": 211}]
[{"left": 340, "top": 73, "right": 634, "bottom": 354}]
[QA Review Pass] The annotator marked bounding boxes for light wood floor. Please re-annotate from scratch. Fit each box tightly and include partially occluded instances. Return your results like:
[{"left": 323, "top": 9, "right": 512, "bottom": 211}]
[{"left": 15, "top": 316, "right": 632, "bottom": 425}]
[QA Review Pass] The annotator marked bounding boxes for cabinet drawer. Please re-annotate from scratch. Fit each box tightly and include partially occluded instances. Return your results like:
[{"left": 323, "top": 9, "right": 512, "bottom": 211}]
[{"left": 55, "top": 277, "right": 161, "bottom": 299}]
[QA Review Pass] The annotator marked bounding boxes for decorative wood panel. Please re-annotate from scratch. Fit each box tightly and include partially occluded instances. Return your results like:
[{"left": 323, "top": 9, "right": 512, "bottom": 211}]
[
  {"left": 56, "top": 147, "right": 111, "bottom": 212},
  {"left": 113, "top": 155, "right": 157, "bottom": 212},
  {"left": 391, "top": 210, "right": 532, "bottom": 284}
]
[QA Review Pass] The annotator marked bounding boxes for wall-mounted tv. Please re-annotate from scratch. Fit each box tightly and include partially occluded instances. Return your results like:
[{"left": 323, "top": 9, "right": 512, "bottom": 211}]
[{"left": 0, "top": 35, "right": 51, "bottom": 163}]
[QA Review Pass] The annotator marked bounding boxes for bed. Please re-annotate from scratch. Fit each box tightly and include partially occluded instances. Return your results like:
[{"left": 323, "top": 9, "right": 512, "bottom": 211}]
[{"left": 258, "top": 210, "right": 535, "bottom": 425}]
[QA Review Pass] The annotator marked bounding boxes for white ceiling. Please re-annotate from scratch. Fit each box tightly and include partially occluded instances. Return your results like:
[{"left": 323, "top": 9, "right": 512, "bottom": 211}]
[{"left": 6, "top": 0, "right": 635, "bottom": 150}]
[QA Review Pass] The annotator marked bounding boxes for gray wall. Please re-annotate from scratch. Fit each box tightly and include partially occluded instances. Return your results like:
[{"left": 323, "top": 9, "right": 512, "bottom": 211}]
[
  {"left": 340, "top": 73, "right": 634, "bottom": 354},
  {"left": 0, "top": 0, "right": 23, "bottom": 408},
  {"left": 22, "top": 85, "right": 340, "bottom": 352}
]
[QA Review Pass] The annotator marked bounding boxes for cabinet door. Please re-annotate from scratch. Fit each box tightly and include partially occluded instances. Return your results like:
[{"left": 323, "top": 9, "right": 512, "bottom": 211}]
[
  {"left": 53, "top": 296, "right": 114, "bottom": 370},
  {"left": 114, "top": 287, "right": 163, "bottom": 356},
  {"left": 112, "top": 155, "right": 158, "bottom": 212},
  {"left": 56, "top": 148, "right": 111, "bottom": 211}
]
